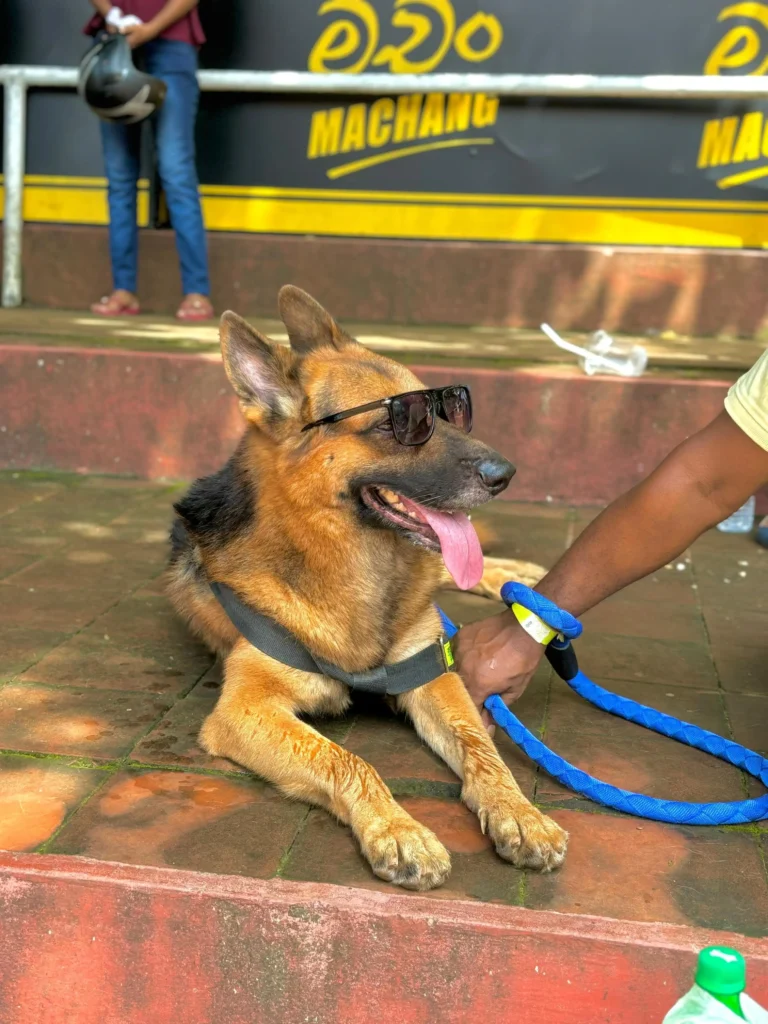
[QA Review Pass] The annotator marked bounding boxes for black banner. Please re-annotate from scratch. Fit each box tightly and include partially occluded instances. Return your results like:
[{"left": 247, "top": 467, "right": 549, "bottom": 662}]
[{"left": 4, "top": 0, "right": 768, "bottom": 246}]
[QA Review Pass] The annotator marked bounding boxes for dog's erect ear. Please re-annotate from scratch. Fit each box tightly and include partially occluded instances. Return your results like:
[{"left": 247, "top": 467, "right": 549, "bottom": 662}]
[
  {"left": 219, "top": 311, "right": 299, "bottom": 423},
  {"left": 278, "top": 285, "right": 354, "bottom": 355}
]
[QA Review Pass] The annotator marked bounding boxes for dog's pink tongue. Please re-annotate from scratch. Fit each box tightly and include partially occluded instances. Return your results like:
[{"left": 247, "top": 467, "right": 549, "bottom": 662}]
[{"left": 401, "top": 497, "right": 483, "bottom": 591}]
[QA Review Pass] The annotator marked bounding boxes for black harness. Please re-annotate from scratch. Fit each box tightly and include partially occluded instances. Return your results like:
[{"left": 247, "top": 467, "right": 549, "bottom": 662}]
[{"left": 210, "top": 581, "right": 455, "bottom": 695}]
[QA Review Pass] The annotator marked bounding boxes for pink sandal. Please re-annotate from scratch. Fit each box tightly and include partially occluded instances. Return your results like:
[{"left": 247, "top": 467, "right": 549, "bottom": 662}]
[
  {"left": 91, "top": 290, "right": 140, "bottom": 317},
  {"left": 176, "top": 294, "right": 214, "bottom": 322}
]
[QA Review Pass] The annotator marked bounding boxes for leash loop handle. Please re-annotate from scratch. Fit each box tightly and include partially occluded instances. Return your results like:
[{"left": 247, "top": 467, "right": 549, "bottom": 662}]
[{"left": 500, "top": 581, "right": 583, "bottom": 640}]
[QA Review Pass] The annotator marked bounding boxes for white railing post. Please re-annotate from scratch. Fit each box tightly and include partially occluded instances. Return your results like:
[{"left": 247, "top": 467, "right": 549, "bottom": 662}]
[{"left": 2, "top": 70, "right": 27, "bottom": 308}]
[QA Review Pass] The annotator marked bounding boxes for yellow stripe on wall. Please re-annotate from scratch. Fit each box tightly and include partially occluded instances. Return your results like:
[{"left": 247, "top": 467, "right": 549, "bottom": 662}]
[
  {"left": 199, "top": 195, "right": 768, "bottom": 248},
  {"left": 0, "top": 178, "right": 150, "bottom": 227},
  {"left": 1, "top": 175, "right": 767, "bottom": 248},
  {"left": 199, "top": 182, "right": 768, "bottom": 213}
]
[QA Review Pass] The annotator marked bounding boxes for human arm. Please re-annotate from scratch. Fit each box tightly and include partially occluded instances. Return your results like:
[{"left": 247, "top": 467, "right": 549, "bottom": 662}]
[
  {"left": 120, "top": 0, "right": 199, "bottom": 47},
  {"left": 455, "top": 409, "right": 768, "bottom": 719}
]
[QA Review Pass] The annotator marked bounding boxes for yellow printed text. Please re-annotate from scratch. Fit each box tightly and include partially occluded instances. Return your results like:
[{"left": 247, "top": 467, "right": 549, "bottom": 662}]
[{"left": 307, "top": 93, "right": 499, "bottom": 160}]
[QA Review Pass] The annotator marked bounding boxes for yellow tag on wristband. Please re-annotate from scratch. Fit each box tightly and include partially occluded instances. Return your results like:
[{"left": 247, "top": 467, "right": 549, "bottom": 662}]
[{"left": 511, "top": 603, "right": 557, "bottom": 646}]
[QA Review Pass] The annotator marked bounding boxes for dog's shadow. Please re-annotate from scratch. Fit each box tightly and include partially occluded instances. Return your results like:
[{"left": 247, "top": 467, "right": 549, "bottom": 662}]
[{"left": 307, "top": 690, "right": 461, "bottom": 790}]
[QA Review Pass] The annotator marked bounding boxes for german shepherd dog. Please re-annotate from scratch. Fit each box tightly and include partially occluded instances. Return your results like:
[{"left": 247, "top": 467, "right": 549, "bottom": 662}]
[{"left": 167, "top": 287, "right": 567, "bottom": 890}]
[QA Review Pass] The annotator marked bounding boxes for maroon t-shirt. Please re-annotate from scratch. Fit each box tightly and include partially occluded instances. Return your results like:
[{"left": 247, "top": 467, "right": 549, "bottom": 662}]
[{"left": 84, "top": 1, "right": 206, "bottom": 46}]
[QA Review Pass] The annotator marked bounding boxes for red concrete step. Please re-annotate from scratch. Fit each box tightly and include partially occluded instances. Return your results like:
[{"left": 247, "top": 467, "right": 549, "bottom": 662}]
[
  {"left": 12, "top": 223, "right": 768, "bottom": 338},
  {"left": 1, "top": 852, "right": 767, "bottom": 1024},
  {"left": 0, "top": 342, "right": 746, "bottom": 505}
]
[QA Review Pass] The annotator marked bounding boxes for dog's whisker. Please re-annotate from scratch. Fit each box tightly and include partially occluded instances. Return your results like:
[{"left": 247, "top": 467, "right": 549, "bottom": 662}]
[{"left": 401, "top": 490, "right": 442, "bottom": 506}]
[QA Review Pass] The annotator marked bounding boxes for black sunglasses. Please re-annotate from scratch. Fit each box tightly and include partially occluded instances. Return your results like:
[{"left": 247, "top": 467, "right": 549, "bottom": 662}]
[{"left": 302, "top": 385, "right": 473, "bottom": 447}]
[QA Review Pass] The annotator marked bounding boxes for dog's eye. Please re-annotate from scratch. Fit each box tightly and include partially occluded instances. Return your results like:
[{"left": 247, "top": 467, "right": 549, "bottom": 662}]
[{"left": 375, "top": 419, "right": 394, "bottom": 436}]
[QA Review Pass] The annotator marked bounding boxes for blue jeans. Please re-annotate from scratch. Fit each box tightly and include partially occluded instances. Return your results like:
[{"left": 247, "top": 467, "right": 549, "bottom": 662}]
[{"left": 100, "top": 38, "right": 210, "bottom": 296}]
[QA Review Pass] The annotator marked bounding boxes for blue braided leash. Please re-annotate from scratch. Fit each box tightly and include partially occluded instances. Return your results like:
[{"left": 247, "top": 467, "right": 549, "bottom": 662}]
[{"left": 438, "top": 582, "right": 768, "bottom": 825}]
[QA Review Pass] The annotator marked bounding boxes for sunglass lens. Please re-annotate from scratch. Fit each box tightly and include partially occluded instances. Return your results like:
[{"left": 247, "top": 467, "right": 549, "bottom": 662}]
[
  {"left": 391, "top": 393, "right": 434, "bottom": 445},
  {"left": 441, "top": 387, "right": 472, "bottom": 433}
]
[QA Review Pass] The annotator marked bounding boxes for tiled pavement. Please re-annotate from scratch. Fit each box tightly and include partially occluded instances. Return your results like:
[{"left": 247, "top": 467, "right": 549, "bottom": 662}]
[{"left": 1, "top": 472, "right": 767, "bottom": 935}]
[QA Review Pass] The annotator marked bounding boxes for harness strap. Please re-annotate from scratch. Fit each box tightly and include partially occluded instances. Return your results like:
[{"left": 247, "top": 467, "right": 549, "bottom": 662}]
[{"left": 211, "top": 581, "right": 452, "bottom": 695}]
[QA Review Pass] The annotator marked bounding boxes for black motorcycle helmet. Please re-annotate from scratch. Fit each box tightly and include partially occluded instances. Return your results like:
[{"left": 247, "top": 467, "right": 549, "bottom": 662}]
[{"left": 78, "top": 31, "right": 167, "bottom": 124}]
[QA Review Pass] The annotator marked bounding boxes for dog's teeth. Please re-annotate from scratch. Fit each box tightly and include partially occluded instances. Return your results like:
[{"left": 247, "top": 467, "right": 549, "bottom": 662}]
[{"left": 377, "top": 487, "right": 425, "bottom": 523}]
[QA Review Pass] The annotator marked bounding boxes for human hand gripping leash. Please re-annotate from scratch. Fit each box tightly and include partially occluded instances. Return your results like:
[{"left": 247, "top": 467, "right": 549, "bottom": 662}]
[{"left": 439, "top": 582, "right": 768, "bottom": 825}]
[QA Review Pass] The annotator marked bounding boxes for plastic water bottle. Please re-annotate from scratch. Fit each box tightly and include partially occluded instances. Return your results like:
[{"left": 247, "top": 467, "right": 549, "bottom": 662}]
[
  {"left": 540, "top": 324, "right": 648, "bottom": 377},
  {"left": 579, "top": 330, "right": 648, "bottom": 377},
  {"left": 717, "top": 496, "right": 756, "bottom": 534},
  {"left": 662, "top": 946, "right": 768, "bottom": 1022}
]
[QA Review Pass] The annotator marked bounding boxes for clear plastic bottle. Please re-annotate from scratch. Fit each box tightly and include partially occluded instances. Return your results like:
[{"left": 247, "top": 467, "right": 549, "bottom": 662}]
[
  {"left": 662, "top": 946, "right": 768, "bottom": 1022},
  {"left": 717, "top": 496, "right": 756, "bottom": 534},
  {"left": 579, "top": 330, "right": 648, "bottom": 378},
  {"left": 540, "top": 324, "right": 647, "bottom": 378}
]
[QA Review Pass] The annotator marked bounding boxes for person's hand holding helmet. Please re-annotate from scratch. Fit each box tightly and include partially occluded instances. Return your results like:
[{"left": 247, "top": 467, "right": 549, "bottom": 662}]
[
  {"left": 120, "top": 20, "right": 157, "bottom": 48},
  {"left": 100, "top": 6, "right": 154, "bottom": 47}
]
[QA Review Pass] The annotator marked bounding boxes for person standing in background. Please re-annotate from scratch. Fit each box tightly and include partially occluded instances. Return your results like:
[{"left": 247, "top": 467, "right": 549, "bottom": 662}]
[{"left": 84, "top": 0, "right": 213, "bottom": 321}]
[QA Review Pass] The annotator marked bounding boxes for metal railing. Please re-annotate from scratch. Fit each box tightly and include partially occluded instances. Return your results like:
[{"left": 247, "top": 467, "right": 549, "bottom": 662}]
[{"left": 3, "top": 65, "right": 768, "bottom": 308}]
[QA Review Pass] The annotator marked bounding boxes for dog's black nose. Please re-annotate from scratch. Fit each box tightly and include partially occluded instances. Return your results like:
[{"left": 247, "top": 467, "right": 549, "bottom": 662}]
[{"left": 476, "top": 456, "right": 516, "bottom": 493}]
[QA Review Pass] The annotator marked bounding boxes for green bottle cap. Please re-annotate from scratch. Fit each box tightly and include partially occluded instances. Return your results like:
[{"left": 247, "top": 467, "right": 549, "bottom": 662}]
[{"left": 696, "top": 947, "right": 746, "bottom": 998}]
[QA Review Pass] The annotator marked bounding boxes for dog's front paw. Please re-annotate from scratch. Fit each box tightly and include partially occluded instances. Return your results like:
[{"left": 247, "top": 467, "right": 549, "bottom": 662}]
[
  {"left": 359, "top": 813, "right": 452, "bottom": 891},
  {"left": 480, "top": 800, "right": 567, "bottom": 872}
]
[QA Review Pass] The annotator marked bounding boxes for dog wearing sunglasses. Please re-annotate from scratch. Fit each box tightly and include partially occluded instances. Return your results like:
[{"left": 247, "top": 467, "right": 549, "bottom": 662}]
[{"left": 167, "top": 286, "right": 567, "bottom": 889}]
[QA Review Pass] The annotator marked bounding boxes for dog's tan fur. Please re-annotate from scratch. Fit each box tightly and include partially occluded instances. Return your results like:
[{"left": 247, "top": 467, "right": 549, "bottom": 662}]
[{"left": 166, "top": 287, "right": 565, "bottom": 890}]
